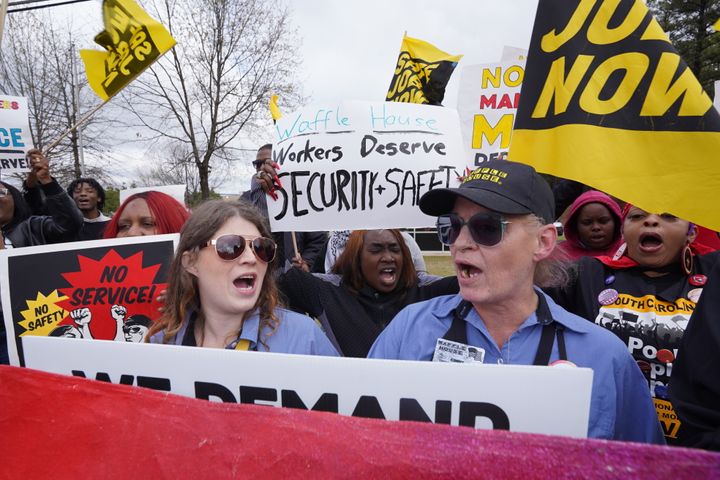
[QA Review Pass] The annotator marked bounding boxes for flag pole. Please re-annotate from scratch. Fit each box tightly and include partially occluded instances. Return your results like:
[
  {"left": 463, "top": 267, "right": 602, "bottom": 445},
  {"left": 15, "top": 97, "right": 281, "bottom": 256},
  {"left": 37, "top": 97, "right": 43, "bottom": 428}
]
[
  {"left": 0, "top": 0, "right": 8, "bottom": 47},
  {"left": 44, "top": 100, "right": 107, "bottom": 154}
]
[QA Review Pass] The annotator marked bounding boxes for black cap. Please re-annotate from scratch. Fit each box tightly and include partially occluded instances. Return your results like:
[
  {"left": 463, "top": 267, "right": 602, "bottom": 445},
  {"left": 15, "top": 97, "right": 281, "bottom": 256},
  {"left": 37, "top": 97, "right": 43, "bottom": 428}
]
[{"left": 419, "top": 160, "right": 555, "bottom": 224}]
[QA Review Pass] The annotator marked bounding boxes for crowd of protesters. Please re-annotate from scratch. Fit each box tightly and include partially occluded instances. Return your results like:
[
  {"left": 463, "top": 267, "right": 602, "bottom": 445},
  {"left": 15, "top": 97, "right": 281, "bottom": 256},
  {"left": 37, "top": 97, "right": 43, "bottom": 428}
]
[{"left": 0, "top": 146, "right": 718, "bottom": 450}]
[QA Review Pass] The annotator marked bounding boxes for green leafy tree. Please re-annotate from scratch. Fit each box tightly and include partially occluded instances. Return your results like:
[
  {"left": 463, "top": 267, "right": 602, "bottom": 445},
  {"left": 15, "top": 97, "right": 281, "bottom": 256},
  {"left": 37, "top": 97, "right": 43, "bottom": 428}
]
[{"left": 647, "top": 0, "right": 720, "bottom": 97}]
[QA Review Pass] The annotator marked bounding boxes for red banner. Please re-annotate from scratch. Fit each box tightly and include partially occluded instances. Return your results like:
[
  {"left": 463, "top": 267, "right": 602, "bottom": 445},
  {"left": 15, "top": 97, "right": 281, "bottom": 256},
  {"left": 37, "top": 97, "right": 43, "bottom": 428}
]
[{"left": 1, "top": 365, "right": 718, "bottom": 478}]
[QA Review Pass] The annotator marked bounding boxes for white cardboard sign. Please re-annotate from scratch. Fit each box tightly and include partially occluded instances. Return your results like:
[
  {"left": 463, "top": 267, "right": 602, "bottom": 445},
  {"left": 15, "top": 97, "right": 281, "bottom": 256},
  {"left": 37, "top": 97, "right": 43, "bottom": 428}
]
[
  {"left": 267, "top": 101, "right": 467, "bottom": 231},
  {"left": 23, "top": 336, "right": 593, "bottom": 438},
  {"left": 0, "top": 95, "right": 33, "bottom": 173},
  {"left": 457, "top": 60, "right": 525, "bottom": 167}
]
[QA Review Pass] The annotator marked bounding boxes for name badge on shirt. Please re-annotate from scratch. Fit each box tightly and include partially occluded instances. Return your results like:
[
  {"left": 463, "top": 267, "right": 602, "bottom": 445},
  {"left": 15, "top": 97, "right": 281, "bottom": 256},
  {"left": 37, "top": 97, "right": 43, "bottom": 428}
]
[{"left": 432, "top": 338, "right": 485, "bottom": 364}]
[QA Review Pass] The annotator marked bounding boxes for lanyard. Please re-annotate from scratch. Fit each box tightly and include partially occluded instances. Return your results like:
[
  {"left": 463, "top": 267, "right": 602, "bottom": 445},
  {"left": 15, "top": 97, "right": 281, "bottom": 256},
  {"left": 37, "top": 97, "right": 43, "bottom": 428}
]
[
  {"left": 233, "top": 339, "right": 251, "bottom": 351},
  {"left": 441, "top": 291, "right": 567, "bottom": 365}
]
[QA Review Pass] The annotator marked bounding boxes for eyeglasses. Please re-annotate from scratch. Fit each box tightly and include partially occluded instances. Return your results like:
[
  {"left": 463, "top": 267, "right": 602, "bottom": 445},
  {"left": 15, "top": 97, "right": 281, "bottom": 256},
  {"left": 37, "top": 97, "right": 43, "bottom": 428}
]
[
  {"left": 436, "top": 212, "right": 511, "bottom": 247},
  {"left": 123, "top": 325, "right": 145, "bottom": 334},
  {"left": 0, "top": 187, "right": 9, "bottom": 197},
  {"left": 204, "top": 234, "right": 277, "bottom": 263},
  {"left": 252, "top": 159, "right": 268, "bottom": 169}
]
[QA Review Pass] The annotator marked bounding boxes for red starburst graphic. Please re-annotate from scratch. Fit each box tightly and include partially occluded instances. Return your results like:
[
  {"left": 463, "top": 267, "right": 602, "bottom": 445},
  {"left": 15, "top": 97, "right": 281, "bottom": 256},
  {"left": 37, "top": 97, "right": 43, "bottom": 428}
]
[{"left": 56, "top": 250, "right": 167, "bottom": 341}]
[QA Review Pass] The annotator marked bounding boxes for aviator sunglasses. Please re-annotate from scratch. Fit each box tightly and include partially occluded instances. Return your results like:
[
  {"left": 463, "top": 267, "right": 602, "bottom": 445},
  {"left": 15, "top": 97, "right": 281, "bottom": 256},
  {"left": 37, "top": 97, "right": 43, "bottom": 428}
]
[
  {"left": 436, "top": 212, "right": 512, "bottom": 247},
  {"left": 204, "top": 234, "right": 277, "bottom": 263}
]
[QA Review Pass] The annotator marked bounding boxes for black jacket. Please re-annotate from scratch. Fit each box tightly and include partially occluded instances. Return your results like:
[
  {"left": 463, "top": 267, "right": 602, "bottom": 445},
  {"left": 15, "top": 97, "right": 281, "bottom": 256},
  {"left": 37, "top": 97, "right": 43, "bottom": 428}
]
[
  {"left": 4, "top": 180, "right": 83, "bottom": 247},
  {"left": 280, "top": 268, "right": 459, "bottom": 357},
  {"left": 670, "top": 257, "right": 720, "bottom": 451}
]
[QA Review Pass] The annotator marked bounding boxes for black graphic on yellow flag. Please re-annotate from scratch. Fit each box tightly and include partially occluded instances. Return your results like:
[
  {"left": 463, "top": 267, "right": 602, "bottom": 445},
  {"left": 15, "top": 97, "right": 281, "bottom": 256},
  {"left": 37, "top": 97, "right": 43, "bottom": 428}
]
[
  {"left": 386, "top": 34, "right": 462, "bottom": 105},
  {"left": 80, "top": 0, "right": 176, "bottom": 101},
  {"left": 510, "top": 0, "right": 720, "bottom": 230}
]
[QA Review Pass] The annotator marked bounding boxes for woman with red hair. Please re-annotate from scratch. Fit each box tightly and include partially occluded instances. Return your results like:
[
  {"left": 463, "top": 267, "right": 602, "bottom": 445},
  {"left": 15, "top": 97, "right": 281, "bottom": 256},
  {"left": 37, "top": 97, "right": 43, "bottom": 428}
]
[
  {"left": 279, "top": 229, "right": 458, "bottom": 357},
  {"left": 103, "top": 191, "right": 189, "bottom": 238}
]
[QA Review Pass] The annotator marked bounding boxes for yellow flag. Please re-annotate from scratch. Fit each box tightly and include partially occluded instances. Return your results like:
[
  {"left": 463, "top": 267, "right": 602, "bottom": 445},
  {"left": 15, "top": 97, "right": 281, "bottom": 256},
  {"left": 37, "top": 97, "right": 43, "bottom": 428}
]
[
  {"left": 509, "top": 0, "right": 720, "bottom": 230},
  {"left": 386, "top": 34, "right": 462, "bottom": 105},
  {"left": 269, "top": 94, "right": 282, "bottom": 121},
  {"left": 80, "top": 0, "right": 176, "bottom": 101}
]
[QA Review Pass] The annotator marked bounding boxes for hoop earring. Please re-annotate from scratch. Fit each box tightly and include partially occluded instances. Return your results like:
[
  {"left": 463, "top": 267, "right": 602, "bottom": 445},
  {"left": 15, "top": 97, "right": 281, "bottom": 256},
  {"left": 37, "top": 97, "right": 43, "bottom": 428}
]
[{"left": 681, "top": 244, "right": 693, "bottom": 275}]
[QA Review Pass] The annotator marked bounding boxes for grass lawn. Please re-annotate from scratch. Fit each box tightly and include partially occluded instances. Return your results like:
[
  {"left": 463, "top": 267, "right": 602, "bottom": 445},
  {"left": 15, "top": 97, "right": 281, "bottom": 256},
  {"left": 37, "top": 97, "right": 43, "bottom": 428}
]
[{"left": 424, "top": 255, "right": 455, "bottom": 277}]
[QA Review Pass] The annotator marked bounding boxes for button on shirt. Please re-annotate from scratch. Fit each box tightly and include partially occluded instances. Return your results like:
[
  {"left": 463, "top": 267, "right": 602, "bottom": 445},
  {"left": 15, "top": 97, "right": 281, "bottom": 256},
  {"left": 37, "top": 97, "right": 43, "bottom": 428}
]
[
  {"left": 151, "top": 307, "right": 339, "bottom": 356},
  {"left": 368, "top": 291, "right": 664, "bottom": 444}
]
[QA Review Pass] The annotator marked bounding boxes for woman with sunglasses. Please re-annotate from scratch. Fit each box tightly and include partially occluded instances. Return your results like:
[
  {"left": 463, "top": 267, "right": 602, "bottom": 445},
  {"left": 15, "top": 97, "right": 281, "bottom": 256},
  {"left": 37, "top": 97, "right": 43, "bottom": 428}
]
[
  {"left": 549, "top": 203, "right": 719, "bottom": 444},
  {"left": 279, "top": 229, "right": 458, "bottom": 357},
  {"left": 368, "top": 161, "right": 663, "bottom": 443},
  {"left": 147, "top": 200, "right": 338, "bottom": 355}
]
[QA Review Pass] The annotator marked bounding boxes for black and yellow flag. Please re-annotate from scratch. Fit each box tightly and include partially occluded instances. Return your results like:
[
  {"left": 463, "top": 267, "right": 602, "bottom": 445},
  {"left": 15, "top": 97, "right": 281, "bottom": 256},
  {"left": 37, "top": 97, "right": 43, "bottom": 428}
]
[
  {"left": 386, "top": 34, "right": 462, "bottom": 105},
  {"left": 510, "top": 0, "right": 720, "bottom": 230},
  {"left": 80, "top": 0, "right": 176, "bottom": 101}
]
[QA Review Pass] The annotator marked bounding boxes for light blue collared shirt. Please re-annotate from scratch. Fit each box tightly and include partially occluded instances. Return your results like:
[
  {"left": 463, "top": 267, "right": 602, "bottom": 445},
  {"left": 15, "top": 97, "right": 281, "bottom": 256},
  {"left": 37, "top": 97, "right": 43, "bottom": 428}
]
[
  {"left": 151, "top": 307, "right": 339, "bottom": 357},
  {"left": 368, "top": 291, "right": 665, "bottom": 443}
]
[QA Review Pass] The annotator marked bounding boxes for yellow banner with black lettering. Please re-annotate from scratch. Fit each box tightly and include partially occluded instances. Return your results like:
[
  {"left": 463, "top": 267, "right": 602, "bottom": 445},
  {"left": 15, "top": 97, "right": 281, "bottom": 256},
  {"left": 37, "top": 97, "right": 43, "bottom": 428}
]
[
  {"left": 386, "top": 34, "right": 462, "bottom": 106},
  {"left": 80, "top": 0, "right": 176, "bottom": 101},
  {"left": 509, "top": 0, "right": 720, "bottom": 230}
]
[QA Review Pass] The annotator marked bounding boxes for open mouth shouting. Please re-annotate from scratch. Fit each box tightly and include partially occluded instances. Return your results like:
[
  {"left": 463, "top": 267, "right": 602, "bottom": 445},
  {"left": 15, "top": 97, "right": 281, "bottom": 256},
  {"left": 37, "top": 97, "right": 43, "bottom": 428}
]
[
  {"left": 638, "top": 232, "right": 663, "bottom": 254},
  {"left": 233, "top": 273, "right": 257, "bottom": 293},
  {"left": 378, "top": 266, "right": 398, "bottom": 288},
  {"left": 456, "top": 261, "right": 482, "bottom": 280}
]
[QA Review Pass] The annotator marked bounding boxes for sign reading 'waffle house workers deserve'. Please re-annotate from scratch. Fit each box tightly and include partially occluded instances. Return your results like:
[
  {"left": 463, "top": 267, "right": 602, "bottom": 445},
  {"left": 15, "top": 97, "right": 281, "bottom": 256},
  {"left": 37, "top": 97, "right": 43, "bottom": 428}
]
[{"left": 267, "top": 100, "right": 469, "bottom": 232}]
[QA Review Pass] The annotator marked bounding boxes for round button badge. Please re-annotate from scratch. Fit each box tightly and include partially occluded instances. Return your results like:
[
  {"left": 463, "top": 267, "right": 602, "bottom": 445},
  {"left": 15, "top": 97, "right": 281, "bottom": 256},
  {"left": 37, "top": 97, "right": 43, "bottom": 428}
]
[
  {"left": 687, "top": 288, "right": 703, "bottom": 303},
  {"left": 597, "top": 288, "right": 619, "bottom": 306}
]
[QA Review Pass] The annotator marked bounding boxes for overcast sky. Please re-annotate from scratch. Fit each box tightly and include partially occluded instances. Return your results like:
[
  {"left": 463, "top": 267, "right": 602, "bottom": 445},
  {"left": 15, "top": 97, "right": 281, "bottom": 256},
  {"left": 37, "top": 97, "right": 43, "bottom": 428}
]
[{"left": 31, "top": 0, "right": 540, "bottom": 193}]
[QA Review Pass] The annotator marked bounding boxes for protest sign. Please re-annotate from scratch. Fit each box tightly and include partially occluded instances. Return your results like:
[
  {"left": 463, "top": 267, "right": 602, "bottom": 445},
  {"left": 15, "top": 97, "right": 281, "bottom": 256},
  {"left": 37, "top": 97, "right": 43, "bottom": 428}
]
[
  {"left": 23, "top": 336, "right": 594, "bottom": 438},
  {"left": 510, "top": 0, "right": 720, "bottom": 231},
  {"left": 457, "top": 60, "right": 525, "bottom": 167},
  {"left": 386, "top": 34, "right": 463, "bottom": 105},
  {"left": 267, "top": 101, "right": 468, "bottom": 231},
  {"left": 80, "top": 0, "right": 176, "bottom": 101},
  {"left": 0, "top": 234, "right": 178, "bottom": 366},
  {"left": 0, "top": 95, "right": 32, "bottom": 173},
  {"left": 120, "top": 184, "right": 187, "bottom": 207}
]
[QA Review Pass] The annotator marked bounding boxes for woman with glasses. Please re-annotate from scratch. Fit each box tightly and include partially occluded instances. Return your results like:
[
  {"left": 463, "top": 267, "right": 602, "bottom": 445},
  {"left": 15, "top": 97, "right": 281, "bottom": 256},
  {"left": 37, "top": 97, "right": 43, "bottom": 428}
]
[
  {"left": 147, "top": 200, "right": 337, "bottom": 355},
  {"left": 368, "top": 160, "right": 663, "bottom": 443}
]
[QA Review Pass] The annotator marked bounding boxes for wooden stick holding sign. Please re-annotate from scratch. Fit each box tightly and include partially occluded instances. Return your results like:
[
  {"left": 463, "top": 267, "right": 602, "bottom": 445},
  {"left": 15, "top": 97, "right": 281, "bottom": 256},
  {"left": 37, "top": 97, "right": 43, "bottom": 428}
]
[{"left": 44, "top": 101, "right": 107, "bottom": 154}]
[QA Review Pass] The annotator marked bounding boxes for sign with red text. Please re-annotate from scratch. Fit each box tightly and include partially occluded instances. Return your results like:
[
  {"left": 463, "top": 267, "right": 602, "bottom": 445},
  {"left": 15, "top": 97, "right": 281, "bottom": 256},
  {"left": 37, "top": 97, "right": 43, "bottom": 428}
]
[
  {"left": 0, "top": 95, "right": 32, "bottom": 173},
  {"left": 0, "top": 234, "right": 178, "bottom": 366},
  {"left": 457, "top": 60, "right": 525, "bottom": 167},
  {"left": 23, "top": 336, "right": 594, "bottom": 438},
  {"left": 267, "top": 101, "right": 467, "bottom": 231}
]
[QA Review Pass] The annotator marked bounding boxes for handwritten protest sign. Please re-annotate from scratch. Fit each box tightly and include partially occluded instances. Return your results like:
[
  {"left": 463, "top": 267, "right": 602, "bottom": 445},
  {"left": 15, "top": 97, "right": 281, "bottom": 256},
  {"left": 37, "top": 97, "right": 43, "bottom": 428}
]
[
  {"left": 0, "top": 234, "right": 178, "bottom": 366},
  {"left": 0, "top": 95, "right": 32, "bottom": 173},
  {"left": 267, "top": 101, "right": 468, "bottom": 231},
  {"left": 457, "top": 60, "right": 525, "bottom": 167},
  {"left": 24, "top": 336, "right": 594, "bottom": 438}
]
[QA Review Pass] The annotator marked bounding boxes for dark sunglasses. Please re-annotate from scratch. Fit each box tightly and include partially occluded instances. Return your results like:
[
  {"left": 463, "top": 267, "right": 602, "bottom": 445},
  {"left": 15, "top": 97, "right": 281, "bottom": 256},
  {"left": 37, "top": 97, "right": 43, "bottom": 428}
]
[
  {"left": 123, "top": 325, "right": 145, "bottom": 334},
  {"left": 436, "top": 212, "right": 511, "bottom": 247},
  {"left": 205, "top": 234, "right": 276, "bottom": 263},
  {"left": 252, "top": 159, "right": 267, "bottom": 168}
]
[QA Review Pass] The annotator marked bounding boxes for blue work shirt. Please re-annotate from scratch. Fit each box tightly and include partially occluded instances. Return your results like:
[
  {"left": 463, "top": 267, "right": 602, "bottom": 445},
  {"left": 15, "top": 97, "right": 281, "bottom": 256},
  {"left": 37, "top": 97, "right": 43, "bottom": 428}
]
[
  {"left": 368, "top": 291, "right": 665, "bottom": 444},
  {"left": 151, "top": 307, "right": 339, "bottom": 357}
]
